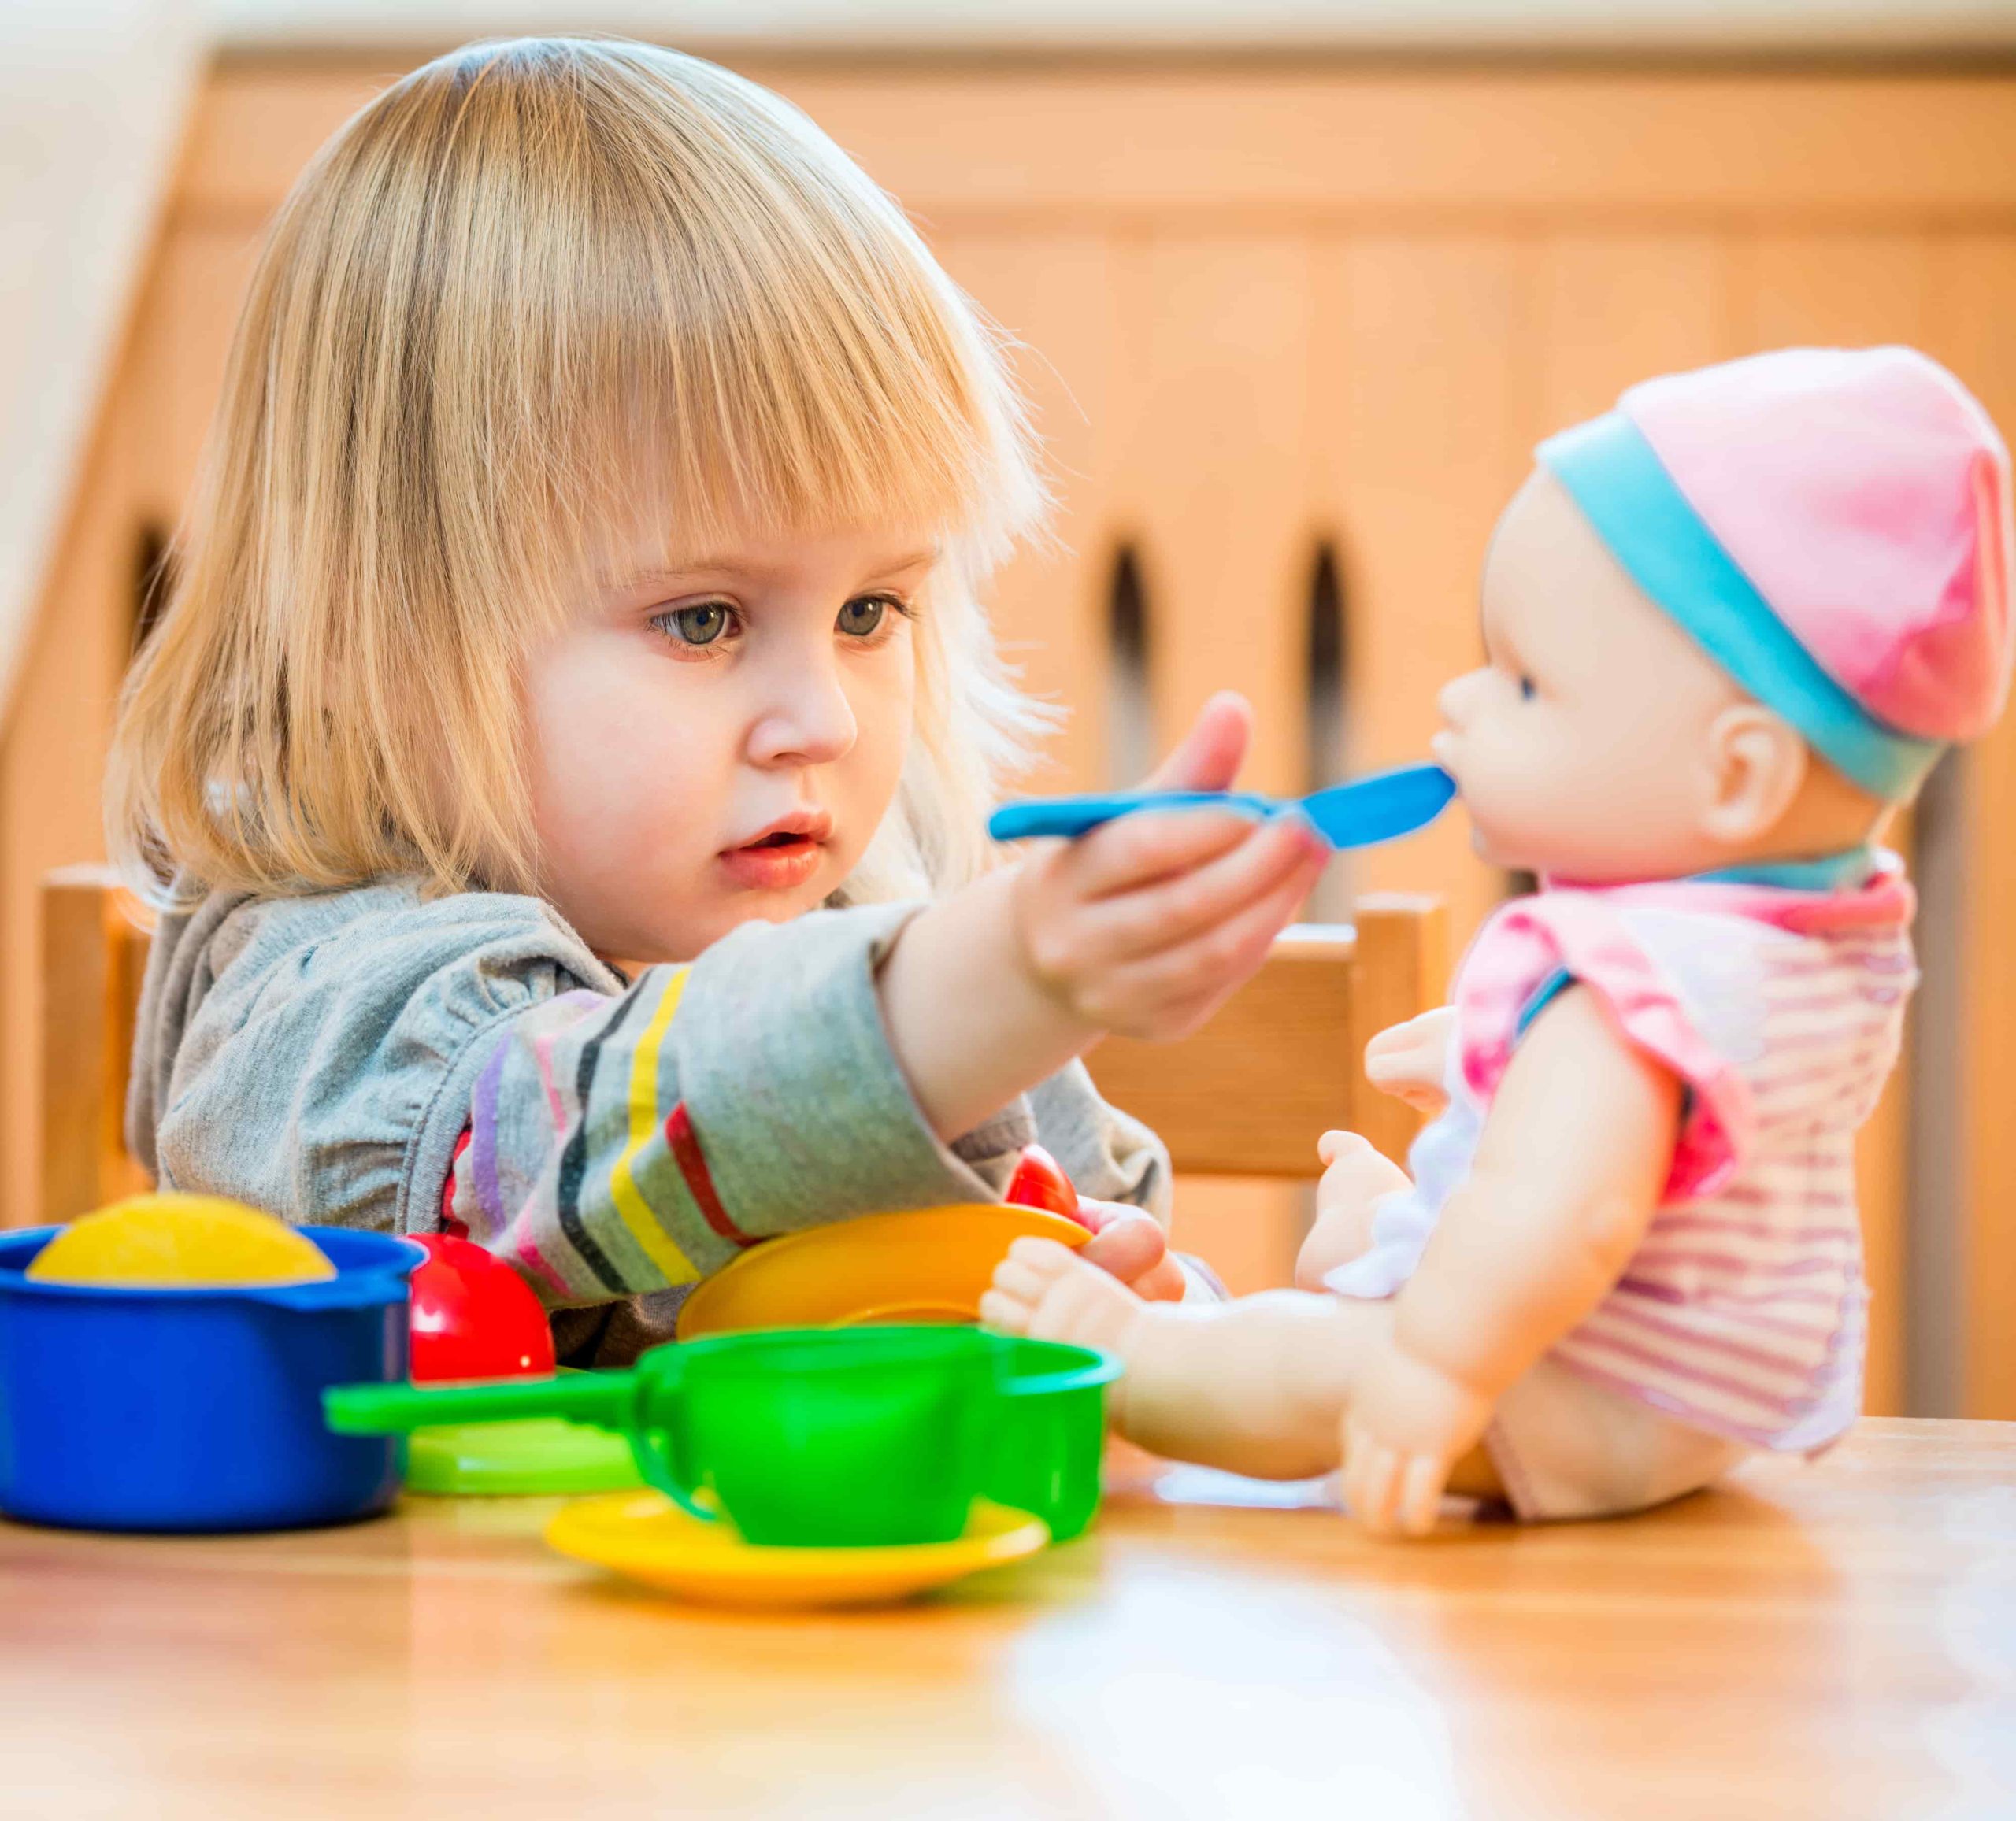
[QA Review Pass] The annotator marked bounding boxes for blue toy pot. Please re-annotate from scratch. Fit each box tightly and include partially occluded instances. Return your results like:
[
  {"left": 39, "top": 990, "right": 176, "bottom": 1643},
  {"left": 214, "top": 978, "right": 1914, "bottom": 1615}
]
[{"left": 0, "top": 1226, "right": 421, "bottom": 1534}]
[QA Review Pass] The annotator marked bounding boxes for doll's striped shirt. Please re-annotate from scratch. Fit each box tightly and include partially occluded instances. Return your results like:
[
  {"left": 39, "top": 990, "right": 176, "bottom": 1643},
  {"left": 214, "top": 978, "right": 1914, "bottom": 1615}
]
[{"left": 1328, "top": 858, "right": 1914, "bottom": 1454}]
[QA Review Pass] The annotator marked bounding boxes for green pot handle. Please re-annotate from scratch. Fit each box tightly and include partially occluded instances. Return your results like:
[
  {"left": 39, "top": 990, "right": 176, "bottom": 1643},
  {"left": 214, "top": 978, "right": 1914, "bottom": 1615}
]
[{"left": 324, "top": 1369, "right": 632, "bottom": 1437}]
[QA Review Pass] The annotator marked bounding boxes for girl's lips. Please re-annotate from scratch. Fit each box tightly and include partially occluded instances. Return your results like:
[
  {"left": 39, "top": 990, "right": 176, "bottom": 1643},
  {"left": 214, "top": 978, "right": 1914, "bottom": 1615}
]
[{"left": 717, "top": 827, "right": 829, "bottom": 892}]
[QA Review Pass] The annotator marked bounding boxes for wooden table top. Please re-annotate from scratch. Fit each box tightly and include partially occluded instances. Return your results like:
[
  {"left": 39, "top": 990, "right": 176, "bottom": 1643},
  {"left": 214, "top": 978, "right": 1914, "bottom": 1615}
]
[{"left": 2, "top": 1418, "right": 2012, "bottom": 1819}]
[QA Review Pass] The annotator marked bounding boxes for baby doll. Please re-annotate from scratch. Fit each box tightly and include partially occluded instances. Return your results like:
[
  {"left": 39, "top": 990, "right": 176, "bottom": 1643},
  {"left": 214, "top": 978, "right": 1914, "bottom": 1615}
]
[{"left": 984, "top": 346, "right": 2011, "bottom": 1533}]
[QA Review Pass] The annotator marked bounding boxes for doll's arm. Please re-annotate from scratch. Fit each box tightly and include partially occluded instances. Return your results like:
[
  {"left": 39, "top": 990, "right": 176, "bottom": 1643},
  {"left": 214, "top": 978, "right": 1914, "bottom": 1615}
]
[
  {"left": 1363, "top": 1007, "right": 1456, "bottom": 1116},
  {"left": 1341, "top": 985, "right": 1680, "bottom": 1534},
  {"left": 1294, "top": 1130, "right": 1413, "bottom": 1288}
]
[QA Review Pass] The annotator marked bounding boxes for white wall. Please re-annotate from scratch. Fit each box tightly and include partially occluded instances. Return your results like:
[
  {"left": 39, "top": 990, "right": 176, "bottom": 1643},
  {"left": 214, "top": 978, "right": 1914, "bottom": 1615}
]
[
  {"left": 0, "top": 1, "right": 202, "bottom": 713},
  {"left": 213, "top": 0, "right": 2016, "bottom": 52}
]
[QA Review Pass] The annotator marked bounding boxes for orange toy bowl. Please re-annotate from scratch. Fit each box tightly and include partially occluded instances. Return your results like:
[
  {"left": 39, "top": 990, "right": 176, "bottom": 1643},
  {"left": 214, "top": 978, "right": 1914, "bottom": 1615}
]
[{"left": 675, "top": 1205, "right": 1091, "bottom": 1341}]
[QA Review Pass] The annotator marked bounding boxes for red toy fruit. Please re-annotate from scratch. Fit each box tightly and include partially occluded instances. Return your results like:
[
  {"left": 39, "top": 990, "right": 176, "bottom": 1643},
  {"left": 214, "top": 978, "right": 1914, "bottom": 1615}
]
[
  {"left": 406, "top": 1234, "right": 557, "bottom": 1382},
  {"left": 1004, "top": 1144, "right": 1085, "bottom": 1226}
]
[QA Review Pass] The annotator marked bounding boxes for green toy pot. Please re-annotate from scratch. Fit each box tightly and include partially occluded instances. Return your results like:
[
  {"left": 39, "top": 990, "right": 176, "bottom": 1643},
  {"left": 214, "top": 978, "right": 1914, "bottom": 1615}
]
[
  {"left": 327, "top": 1327, "right": 1121, "bottom": 1548},
  {"left": 987, "top": 1338, "right": 1121, "bottom": 1542}
]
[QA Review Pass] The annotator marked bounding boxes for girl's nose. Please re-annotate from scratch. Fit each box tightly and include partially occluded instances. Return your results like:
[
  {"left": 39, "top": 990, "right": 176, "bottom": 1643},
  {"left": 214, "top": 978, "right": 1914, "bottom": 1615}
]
[{"left": 747, "top": 663, "right": 858, "bottom": 768}]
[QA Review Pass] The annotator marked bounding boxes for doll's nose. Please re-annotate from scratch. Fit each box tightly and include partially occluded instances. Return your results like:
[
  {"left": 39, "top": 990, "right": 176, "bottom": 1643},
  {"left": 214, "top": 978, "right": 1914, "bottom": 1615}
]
[{"left": 1437, "top": 669, "right": 1486, "bottom": 727}]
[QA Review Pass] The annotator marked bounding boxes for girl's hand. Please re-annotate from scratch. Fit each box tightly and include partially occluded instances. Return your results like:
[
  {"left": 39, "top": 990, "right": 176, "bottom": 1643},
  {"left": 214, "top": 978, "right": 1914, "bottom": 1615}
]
[
  {"left": 880, "top": 692, "right": 1325, "bottom": 1143},
  {"left": 1365, "top": 1008, "right": 1456, "bottom": 1117},
  {"left": 1010, "top": 694, "right": 1330, "bottom": 1042},
  {"left": 1075, "top": 1197, "right": 1188, "bottom": 1302}
]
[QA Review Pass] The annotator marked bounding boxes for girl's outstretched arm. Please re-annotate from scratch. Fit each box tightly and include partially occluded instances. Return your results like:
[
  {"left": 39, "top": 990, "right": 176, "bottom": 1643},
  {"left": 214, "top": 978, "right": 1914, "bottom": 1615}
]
[
  {"left": 1341, "top": 986, "right": 1681, "bottom": 1534},
  {"left": 880, "top": 694, "right": 1330, "bottom": 1142},
  {"left": 446, "top": 909, "right": 1177, "bottom": 1310}
]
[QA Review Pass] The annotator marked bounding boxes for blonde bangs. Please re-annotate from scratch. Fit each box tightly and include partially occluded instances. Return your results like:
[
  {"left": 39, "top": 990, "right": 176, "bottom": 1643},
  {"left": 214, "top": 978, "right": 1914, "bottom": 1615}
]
[{"left": 108, "top": 37, "right": 1048, "bottom": 906}]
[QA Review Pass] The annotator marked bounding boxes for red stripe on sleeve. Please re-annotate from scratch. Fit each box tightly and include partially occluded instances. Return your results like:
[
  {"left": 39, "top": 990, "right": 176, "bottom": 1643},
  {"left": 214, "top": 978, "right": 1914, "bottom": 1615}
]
[{"left": 665, "top": 1102, "right": 754, "bottom": 1248}]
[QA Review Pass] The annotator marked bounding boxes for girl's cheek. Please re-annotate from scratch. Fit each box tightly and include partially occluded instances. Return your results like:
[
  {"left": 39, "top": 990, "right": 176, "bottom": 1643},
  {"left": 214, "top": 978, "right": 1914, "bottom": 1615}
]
[{"left": 863, "top": 641, "right": 920, "bottom": 741}]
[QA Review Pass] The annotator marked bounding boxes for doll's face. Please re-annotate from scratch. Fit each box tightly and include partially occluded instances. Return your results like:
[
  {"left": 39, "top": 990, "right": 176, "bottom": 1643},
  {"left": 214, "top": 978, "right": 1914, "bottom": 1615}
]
[{"left": 1434, "top": 468, "right": 1796, "bottom": 883}]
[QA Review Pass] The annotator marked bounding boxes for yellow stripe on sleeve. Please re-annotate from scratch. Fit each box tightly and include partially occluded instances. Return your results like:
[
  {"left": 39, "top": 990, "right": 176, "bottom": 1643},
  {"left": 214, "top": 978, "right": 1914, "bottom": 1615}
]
[{"left": 607, "top": 966, "right": 701, "bottom": 1286}]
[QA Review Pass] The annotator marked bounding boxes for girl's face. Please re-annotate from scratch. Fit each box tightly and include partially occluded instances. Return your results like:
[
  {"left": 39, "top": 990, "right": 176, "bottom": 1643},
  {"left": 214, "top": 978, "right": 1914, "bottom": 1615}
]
[{"left": 525, "top": 524, "right": 928, "bottom": 963}]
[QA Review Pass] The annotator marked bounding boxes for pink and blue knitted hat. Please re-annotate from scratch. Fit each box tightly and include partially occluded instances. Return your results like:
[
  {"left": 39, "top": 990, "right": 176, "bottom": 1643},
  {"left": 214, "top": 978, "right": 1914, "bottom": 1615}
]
[{"left": 1539, "top": 346, "right": 2012, "bottom": 799}]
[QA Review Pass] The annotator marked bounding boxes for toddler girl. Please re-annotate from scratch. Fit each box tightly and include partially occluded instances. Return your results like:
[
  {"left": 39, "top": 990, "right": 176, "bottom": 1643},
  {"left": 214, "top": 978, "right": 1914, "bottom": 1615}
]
[
  {"left": 109, "top": 39, "right": 1325, "bottom": 1363},
  {"left": 986, "top": 346, "right": 2010, "bottom": 1530}
]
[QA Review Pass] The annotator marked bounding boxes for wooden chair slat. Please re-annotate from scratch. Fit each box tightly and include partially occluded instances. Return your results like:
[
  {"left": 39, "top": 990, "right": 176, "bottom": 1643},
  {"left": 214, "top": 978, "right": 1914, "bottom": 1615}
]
[
  {"left": 1084, "top": 898, "right": 1445, "bottom": 1179},
  {"left": 42, "top": 865, "right": 153, "bottom": 1223}
]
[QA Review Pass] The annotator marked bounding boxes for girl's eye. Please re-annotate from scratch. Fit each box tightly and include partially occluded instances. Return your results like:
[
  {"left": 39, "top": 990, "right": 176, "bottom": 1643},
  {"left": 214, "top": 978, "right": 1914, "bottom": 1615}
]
[
  {"left": 1518, "top": 675, "right": 1536, "bottom": 701},
  {"left": 837, "top": 595, "right": 893, "bottom": 638},
  {"left": 658, "top": 603, "right": 735, "bottom": 647}
]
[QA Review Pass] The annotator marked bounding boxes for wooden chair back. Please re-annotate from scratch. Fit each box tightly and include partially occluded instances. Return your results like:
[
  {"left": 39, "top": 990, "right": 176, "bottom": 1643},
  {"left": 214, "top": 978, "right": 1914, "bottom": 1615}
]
[
  {"left": 38, "top": 872, "right": 1445, "bottom": 1221},
  {"left": 43, "top": 866, "right": 154, "bottom": 1223},
  {"left": 1083, "top": 896, "right": 1446, "bottom": 1177}
]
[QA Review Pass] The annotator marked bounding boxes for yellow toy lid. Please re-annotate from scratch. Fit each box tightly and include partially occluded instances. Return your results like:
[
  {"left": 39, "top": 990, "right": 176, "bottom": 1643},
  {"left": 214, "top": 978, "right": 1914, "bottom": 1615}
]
[{"left": 674, "top": 1203, "right": 1091, "bottom": 1340}]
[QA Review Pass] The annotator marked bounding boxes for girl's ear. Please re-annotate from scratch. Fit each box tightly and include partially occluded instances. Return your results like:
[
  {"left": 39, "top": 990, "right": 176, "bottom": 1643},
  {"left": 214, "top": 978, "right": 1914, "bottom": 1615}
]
[{"left": 1699, "top": 703, "right": 1808, "bottom": 845}]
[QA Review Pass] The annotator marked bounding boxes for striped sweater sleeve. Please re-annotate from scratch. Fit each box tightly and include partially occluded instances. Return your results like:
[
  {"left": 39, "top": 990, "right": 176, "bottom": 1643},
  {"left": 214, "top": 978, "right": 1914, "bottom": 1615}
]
[{"left": 446, "top": 903, "right": 1029, "bottom": 1305}]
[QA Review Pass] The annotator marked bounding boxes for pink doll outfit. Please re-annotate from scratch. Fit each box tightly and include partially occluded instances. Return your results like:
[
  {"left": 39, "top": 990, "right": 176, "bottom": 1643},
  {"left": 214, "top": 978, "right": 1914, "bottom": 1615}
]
[{"left": 1328, "top": 854, "right": 1913, "bottom": 1516}]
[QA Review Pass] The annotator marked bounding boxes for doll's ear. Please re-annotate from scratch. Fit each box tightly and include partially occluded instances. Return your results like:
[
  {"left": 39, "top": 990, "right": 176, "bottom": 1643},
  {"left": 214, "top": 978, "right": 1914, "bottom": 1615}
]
[{"left": 1699, "top": 703, "right": 1808, "bottom": 845}]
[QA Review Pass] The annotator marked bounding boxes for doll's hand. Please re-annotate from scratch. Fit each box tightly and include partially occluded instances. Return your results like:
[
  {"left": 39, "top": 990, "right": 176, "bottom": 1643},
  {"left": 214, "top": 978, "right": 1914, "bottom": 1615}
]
[
  {"left": 1365, "top": 1008, "right": 1456, "bottom": 1118},
  {"left": 1010, "top": 694, "right": 1329, "bottom": 1042},
  {"left": 1295, "top": 1131, "right": 1412, "bottom": 1289},
  {"left": 1077, "top": 1199, "right": 1187, "bottom": 1302},
  {"left": 1340, "top": 1342, "right": 1495, "bottom": 1538}
]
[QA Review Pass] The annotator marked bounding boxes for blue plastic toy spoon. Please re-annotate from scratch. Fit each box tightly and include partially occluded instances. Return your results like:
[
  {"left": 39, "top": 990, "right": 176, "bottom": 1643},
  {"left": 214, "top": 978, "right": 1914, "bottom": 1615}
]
[{"left": 988, "top": 761, "right": 1455, "bottom": 849}]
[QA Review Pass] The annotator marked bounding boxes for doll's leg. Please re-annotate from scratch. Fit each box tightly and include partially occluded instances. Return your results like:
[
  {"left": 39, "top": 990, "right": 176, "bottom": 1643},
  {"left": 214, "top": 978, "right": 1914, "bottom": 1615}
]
[
  {"left": 1484, "top": 1358, "right": 1747, "bottom": 1520},
  {"left": 984, "top": 1238, "right": 1394, "bottom": 1480},
  {"left": 1294, "top": 1131, "right": 1414, "bottom": 1290}
]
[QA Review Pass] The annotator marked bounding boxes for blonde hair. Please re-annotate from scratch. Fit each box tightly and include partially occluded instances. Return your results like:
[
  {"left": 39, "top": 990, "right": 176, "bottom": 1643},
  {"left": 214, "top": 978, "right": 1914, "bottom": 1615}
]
[{"left": 109, "top": 37, "right": 1047, "bottom": 905}]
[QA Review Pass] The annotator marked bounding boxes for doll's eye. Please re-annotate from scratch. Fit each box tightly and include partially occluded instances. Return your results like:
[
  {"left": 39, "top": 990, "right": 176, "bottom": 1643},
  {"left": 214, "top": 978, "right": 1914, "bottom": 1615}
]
[{"left": 1518, "top": 675, "right": 1536, "bottom": 701}]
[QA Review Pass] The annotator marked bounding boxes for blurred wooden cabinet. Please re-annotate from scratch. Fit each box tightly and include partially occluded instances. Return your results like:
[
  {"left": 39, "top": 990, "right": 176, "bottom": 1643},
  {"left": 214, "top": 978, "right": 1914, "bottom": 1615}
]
[{"left": 16, "top": 53, "right": 2016, "bottom": 1413}]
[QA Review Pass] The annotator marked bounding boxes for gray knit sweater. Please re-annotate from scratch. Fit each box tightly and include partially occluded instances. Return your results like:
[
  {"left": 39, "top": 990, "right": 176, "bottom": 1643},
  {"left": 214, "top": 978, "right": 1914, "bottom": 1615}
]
[{"left": 128, "top": 880, "right": 1169, "bottom": 1365}]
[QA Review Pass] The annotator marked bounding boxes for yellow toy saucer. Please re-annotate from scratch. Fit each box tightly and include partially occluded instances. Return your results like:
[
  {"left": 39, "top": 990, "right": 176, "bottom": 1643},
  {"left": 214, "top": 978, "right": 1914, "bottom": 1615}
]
[
  {"left": 675, "top": 1204, "right": 1091, "bottom": 1339},
  {"left": 545, "top": 1490, "right": 1051, "bottom": 1608}
]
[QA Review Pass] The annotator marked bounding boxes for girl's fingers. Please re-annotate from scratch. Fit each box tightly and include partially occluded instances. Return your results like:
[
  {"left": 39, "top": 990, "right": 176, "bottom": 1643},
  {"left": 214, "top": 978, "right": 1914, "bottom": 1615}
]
[
  {"left": 1080, "top": 1209, "right": 1168, "bottom": 1286},
  {"left": 1078, "top": 812, "right": 1326, "bottom": 961},
  {"left": 1131, "top": 1253, "right": 1190, "bottom": 1304},
  {"left": 1080, "top": 845, "right": 1325, "bottom": 1029},
  {"left": 1140, "top": 690, "right": 1251, "bottom": 794},
  {"left": 1054, "top": 802, "right": 1260, "bottom": 902},
  {"left": 1068, "top": 1197, "right": 1121, "bottom": 1235}
]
